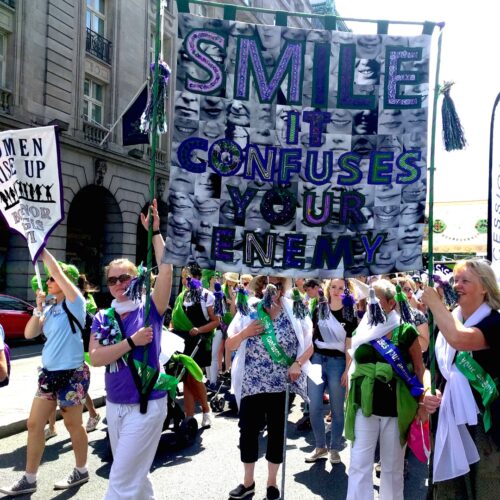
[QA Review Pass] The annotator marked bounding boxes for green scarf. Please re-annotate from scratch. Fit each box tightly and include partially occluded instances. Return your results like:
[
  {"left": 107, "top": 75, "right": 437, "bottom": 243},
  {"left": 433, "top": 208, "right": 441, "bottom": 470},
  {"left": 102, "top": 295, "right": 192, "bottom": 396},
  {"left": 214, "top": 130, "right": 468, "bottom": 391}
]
[
  {"left": 257, "top": 302, "right": 294, "bottom": 367},
  {"left": 456, "top": 351, "right": 499, "bottom": 432},
  {"left": 171, "top": 290, "right": 194, "bottom": 332},
  {"left": 345, "top": 361, "right": 418, "bottom": 446}
]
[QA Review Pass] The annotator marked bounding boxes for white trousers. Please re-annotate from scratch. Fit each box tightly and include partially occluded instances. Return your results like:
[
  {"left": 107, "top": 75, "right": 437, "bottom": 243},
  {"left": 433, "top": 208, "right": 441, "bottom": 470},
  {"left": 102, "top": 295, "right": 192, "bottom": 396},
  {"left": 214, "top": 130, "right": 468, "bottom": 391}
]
[
  {"left": 208, "top": 329, "right": 223, "bottom": 384},
  {"left": 347, "top": 411, "right": 406, "bottom": 500},
  {"left": 105, "top": 397, "right": 167, "bottom": 500}
]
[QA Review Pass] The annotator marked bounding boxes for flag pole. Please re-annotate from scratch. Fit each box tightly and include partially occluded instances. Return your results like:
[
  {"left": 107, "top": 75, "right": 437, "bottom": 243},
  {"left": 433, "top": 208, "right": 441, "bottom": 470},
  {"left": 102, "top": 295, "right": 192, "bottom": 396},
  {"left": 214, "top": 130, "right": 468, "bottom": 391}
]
[
  {"left": 427, "top": 27, "right": 444, "bottom": 396},
  {"left": 99, "top": 81, "right": 148, "bottom": 147}
]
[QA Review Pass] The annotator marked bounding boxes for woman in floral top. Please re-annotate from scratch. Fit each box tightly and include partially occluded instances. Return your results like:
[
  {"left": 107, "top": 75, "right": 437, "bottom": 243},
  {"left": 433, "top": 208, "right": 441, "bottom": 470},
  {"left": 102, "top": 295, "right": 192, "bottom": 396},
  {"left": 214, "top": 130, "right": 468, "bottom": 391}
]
[{"left": 226, "top": 276, "right": 313, "bottom": 500}]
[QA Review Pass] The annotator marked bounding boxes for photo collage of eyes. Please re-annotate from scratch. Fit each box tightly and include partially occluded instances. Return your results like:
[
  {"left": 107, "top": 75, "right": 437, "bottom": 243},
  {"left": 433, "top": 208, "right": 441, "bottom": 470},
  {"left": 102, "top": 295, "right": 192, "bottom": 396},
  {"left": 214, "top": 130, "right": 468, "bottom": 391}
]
[{"left": 167, "top": 13, "right": 431, "bottom": 277}]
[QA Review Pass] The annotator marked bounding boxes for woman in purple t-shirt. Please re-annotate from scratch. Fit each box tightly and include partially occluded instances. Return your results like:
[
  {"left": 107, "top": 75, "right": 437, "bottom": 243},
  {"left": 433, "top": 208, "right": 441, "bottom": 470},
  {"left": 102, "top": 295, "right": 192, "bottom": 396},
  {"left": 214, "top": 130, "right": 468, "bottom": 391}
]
[{"left": 89, "top": 200, "right": 173, "bottom": 500}]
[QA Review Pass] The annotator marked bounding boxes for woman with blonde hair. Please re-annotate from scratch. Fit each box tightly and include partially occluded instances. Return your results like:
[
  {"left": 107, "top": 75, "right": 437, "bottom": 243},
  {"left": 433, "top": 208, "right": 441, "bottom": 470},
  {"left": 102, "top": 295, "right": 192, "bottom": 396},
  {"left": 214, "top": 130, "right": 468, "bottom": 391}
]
[
  {"left": 87, "top": 200, "right": 173, "bottom": 500},
  {"left": 422, "top": 259, "right": 500, "bottom": 499}
]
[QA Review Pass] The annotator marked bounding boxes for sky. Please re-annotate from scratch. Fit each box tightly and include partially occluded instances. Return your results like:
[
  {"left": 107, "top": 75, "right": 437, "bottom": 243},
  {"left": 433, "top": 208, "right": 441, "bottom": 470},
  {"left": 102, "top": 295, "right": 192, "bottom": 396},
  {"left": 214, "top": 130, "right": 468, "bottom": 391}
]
[{"left": 334, "top": 0, "right": 500, "bottom": 204}]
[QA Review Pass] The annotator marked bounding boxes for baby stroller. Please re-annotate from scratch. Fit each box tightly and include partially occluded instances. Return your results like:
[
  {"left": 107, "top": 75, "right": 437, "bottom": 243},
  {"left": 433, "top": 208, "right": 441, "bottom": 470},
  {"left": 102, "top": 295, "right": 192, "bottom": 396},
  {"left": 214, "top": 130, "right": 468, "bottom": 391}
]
[
  {"left": 208, "top": 370, "right": 238, "bottom": 414},
  {"left": 161, "top": 337, "right": 204, "bottom": 448}
]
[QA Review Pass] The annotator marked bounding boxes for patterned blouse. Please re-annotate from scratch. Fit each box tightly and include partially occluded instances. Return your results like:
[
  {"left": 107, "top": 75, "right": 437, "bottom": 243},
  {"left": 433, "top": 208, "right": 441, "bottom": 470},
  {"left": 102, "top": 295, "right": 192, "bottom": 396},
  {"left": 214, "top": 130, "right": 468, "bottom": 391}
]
[{"left": 241, "top": 308, "right": 306, "bottom": 399}]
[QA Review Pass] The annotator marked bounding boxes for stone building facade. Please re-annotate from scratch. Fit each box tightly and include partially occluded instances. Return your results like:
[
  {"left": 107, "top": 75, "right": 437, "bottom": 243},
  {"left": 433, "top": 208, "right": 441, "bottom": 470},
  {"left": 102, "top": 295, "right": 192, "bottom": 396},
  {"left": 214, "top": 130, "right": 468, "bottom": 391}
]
[{"left": 0, "top": 0, "right": 316, "bottom": 303}]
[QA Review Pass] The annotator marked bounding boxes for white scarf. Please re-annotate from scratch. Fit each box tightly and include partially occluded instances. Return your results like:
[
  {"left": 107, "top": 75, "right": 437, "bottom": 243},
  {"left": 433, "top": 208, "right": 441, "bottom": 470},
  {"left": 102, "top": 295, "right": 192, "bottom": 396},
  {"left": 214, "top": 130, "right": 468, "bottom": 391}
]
[
  {"left": 349, "top": 309, "right": 401, "bottom": 354},
  {"left": 229, "top": 297, "right": 313, "bottom": 409},
  {"left": 317, "top": 312, "right": 347, "bottom": 352},
  {"left": 111, "top": 298, "right": 141, "bottom": 315},
  {"left": 433, "top": 302, "right": 491, "bottom": 482}
]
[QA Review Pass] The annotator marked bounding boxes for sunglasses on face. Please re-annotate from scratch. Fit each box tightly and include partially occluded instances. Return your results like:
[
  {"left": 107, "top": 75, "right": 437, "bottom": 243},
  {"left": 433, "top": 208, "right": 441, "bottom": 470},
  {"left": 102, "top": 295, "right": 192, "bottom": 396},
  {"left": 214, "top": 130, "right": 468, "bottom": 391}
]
[
  {"left": 269, "top": 281, "right": 283, "bottom": 290},
  {"left": 46, "top": 276, "right": 55, "bottom": 283},
  {"left": 107, "top": 274, "right": 133, "bottom": 286},
  {"left": 242, "top": 282, "right": 250, "bottom": 287}
]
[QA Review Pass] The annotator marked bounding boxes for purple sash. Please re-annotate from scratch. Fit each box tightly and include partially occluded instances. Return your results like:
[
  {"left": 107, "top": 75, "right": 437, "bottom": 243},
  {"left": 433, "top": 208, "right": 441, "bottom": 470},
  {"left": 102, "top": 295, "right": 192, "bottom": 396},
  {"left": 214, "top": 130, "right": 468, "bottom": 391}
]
[{"left": 370, "top": 335, "right": 424, "bottom": 397}]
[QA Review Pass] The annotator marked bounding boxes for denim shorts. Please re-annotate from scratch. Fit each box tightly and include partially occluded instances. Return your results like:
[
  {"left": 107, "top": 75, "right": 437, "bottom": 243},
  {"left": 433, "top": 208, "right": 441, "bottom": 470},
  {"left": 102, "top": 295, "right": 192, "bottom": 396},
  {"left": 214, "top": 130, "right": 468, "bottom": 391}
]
[{"left": 36, "top": 363, "right": 90, "bottom": 408}]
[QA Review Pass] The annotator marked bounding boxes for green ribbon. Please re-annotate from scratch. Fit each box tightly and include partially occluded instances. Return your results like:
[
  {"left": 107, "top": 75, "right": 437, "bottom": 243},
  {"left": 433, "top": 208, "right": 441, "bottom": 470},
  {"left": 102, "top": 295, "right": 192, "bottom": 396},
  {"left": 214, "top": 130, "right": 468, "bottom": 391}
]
[
  {"left": 257, "top": 302, "right": 294, "bottom": 367},
  {"left": 102, "top": 308, "right": 178, "bottom": 398},
  {"left": 456, "top": 351, "right": 499, "bottom": 432}
]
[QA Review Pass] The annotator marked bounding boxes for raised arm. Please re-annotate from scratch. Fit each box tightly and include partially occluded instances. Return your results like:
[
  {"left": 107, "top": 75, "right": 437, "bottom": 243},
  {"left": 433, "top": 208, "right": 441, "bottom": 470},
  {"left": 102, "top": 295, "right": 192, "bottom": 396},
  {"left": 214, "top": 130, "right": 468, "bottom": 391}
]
[
  {"left": 141, "top": 199, "right": 173, "bottom": 316},
  {"left": 41, "top": 249, "right": 81, "bottom": 303},
  {"left": 422, "top": 287, "right": 488, "bottom": 351}
]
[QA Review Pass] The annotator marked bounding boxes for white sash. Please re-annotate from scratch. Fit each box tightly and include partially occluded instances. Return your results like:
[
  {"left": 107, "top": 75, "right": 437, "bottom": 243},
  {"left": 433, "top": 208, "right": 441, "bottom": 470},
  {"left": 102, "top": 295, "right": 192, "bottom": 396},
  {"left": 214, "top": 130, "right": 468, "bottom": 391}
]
[
  {"left": 316, "top": 312, "right": 347, "bottom": 352},
  {"left": 433, "top": 302, "right": 491, "bottom": 482},
  {"left": 349, "top": 310, "right": 401, "bottom": 354}
]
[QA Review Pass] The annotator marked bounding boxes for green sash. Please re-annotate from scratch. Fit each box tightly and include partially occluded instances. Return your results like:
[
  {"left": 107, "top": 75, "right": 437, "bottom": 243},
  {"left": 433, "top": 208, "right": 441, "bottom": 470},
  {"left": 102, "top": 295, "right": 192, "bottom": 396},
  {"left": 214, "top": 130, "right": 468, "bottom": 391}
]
[
  {"left": 103, "top": 308, "right": 178, "bottom": 400},
  {"left": 171, "top": 290, "right": 194, "bottom": 331},
  {"left": 257, "top": 302, "right": 294, "bottom": 367},
  {"left": 456, "top": 351, "right": 499, "bottom": 432}
]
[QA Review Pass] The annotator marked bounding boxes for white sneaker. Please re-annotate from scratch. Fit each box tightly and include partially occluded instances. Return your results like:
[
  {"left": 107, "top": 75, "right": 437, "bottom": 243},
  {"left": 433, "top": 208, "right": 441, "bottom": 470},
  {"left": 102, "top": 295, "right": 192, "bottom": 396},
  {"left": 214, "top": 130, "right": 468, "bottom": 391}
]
[
  {"left": 86, "top": 414, "right": 101, "bottom": 432},
  {"left": 201, "top": 412, "right": 212, "bottom": 428}
]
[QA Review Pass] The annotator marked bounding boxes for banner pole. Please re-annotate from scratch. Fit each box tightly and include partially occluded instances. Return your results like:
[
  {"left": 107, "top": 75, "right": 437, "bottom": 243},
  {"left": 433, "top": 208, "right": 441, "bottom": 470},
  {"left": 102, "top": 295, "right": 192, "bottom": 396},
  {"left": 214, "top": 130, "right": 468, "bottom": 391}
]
[
  {"left": 34, "top": 261, "right": 43, "bottom": 293},
  {"left": 144, "top": 0, "right": 162, "bottom": 323},
  {"left": 487, "top": 92, "right": 500, "bottom": 263},
  {"left": 427, "top": 27, "right": 444, "bottom": 397}
]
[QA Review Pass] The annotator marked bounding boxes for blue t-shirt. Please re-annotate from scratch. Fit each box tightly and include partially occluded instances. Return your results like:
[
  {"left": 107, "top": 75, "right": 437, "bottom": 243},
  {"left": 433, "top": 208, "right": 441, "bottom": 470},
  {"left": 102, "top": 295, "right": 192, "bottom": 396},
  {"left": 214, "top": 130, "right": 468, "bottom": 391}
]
[
  {"left": 41, "top": 294, "right": 86, "bottom": 371},
  {"left": 0, "top": 324, "right": 5, "bottom": 351}
]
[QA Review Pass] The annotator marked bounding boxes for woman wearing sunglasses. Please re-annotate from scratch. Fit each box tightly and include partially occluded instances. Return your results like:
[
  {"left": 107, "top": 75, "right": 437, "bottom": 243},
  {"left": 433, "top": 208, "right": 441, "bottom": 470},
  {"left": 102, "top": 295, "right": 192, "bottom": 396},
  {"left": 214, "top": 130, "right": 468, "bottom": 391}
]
[
  {"left": 87, "top": 200, "right": 173, "bottom": 500},
  {"left": 1, "top": 251, "right": 90, "bottom": 496}
]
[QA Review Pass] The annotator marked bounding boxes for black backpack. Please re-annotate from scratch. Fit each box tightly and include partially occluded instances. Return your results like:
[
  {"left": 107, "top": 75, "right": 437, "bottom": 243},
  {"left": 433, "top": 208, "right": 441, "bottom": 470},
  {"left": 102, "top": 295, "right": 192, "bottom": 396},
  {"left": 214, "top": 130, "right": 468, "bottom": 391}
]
[{"left": 62, "top": 300, "right": 94, "bottom": 352}]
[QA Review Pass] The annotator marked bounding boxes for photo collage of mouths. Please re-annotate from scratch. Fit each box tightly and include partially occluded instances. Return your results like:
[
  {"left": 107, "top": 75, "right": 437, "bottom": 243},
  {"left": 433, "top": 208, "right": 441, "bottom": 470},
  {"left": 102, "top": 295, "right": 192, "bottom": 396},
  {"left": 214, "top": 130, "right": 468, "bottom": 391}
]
[{"left": 167, "top": 14, "right": 431, "bottom": 276}]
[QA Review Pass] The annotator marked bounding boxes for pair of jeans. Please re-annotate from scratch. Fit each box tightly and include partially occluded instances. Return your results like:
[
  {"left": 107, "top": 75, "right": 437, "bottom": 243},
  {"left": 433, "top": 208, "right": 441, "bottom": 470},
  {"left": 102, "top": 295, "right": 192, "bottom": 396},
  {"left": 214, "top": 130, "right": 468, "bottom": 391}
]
[{"left": 307, "top": 352, "right": 345, "bottom": 450}]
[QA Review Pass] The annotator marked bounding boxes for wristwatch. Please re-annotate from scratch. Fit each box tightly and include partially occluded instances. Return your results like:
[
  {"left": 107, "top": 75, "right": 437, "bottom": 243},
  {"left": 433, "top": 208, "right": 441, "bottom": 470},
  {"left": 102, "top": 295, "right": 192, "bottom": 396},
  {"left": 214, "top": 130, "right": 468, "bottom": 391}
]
[{"left": 33, "top": 308, "right": 43, "bottom": 318}]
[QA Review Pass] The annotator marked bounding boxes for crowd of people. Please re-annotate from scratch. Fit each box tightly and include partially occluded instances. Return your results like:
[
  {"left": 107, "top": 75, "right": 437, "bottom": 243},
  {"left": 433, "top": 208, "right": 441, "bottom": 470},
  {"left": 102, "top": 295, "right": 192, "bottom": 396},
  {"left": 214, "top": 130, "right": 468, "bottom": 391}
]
[{"left": 1, "top": 200, "right": 500, "bottom": 500}]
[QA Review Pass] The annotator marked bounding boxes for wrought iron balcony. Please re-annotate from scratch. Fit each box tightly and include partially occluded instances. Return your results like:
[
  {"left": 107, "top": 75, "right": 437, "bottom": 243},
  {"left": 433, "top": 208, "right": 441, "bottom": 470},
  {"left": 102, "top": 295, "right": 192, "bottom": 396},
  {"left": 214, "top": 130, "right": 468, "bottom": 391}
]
[
  {"left": 0, "top": 0, "right": 15, "bottom": 9},
  {"left": 85, "top": 27, "right": 112, "bottom": 64}
]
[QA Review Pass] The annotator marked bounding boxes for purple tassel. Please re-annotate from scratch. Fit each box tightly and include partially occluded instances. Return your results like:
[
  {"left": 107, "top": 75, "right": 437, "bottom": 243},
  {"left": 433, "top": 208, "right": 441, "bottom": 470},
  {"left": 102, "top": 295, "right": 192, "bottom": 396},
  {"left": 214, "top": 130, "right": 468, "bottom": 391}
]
[
  {"left": 213, "top": 281, "right": 226, "bottom": 317},
  {"left": 262, "top": 283, "right": 277, "bottom": 309},
  {"left": 318, "top": 288, "right": 330, "bottom": 320},
  {"left": 186, "top": 277, "right": 202, "bottom": 304},
  {"left": 368, "top": 287, "right": 385, "bottom": 326},
  {"left": 236, "top": 286, "right": 251, "bottom": 316},
  {"left": 141, "top": 60, "right": 171, "bottom": 135},
  {"left": 432, "top": 274, "right": 458, "bottom": 308},
  {"left": 125, "top": 263, "right": 146, "bottom": 303},
  {"left": 291, "top": 287, "right": 308, "bottom": 319},
  {"left": 395, "top": 284, "right": 415, "bottom": 325},
  {"left": 342, "top": 283, "right": 356, "bottom": 322}
]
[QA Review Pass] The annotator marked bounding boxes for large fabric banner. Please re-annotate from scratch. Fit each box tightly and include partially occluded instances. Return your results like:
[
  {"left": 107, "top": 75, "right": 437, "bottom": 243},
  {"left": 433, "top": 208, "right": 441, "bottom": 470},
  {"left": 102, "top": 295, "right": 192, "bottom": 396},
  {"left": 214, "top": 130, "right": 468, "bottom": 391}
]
[
  {"left": 166, "top": 14, "right": 431, "bottom": 277},
  {"left": 488, "top": 93, "right": 500, "bottom": 280},
  {"left": 0, "top": 126, "right": 63, "bottom": 262}
]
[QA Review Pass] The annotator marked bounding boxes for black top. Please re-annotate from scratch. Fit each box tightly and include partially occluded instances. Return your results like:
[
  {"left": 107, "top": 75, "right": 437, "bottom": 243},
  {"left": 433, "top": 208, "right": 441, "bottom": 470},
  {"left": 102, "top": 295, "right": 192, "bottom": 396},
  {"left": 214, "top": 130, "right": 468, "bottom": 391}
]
[{"left": 312, "top": 307, "right": 357, "bottom": 357}]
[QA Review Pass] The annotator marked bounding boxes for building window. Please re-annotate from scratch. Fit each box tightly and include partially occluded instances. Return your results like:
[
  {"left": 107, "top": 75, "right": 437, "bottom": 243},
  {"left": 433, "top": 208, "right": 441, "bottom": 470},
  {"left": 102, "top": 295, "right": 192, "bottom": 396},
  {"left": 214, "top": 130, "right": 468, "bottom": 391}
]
[
  {"left": 83, "top": 78, "right": 104, "bottom": 125},
  {"left": 86, "top": 0, "right": 105, "bottom": 36},
  {"left": 0, "top": 32, "right": 6, "bottom": 88}
]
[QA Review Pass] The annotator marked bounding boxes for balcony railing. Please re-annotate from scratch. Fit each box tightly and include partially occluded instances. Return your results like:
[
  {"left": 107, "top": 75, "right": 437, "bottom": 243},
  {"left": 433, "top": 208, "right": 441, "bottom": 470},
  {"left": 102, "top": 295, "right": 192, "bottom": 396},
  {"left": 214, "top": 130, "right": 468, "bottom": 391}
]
[
  {"left": 0, "top": 88, "right": 12, "bottom": 114},
  {"left": 83, "top": 121, "right": 109, "bottom": 146},
  {"left": 85, "top": 27, "right": 112, "bottom": 64},
  {"left": 0, "top": 0, "right": 15, "bottom": 8}
]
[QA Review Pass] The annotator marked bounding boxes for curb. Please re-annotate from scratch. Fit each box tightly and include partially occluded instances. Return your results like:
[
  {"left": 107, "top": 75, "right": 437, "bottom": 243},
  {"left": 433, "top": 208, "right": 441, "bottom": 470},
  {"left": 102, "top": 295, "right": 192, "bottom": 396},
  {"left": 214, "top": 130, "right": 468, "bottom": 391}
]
[{"left": 0, "top": 395, "right": 106, "bottom": 439}]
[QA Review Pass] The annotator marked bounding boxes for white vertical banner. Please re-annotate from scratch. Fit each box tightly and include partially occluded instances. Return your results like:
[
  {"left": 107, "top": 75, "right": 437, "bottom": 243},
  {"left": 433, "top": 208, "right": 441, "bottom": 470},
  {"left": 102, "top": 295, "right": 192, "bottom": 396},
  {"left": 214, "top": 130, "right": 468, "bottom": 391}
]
[{"left": 0, "top": 126, "right": 64, "bottom": 262}]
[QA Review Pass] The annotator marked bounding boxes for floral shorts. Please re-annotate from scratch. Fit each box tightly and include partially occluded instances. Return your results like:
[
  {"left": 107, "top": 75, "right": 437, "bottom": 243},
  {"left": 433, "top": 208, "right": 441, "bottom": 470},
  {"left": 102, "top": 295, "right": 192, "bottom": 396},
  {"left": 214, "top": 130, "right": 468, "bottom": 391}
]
[{"left": 36, "top": 363, "right": 90, "bottom": 408}]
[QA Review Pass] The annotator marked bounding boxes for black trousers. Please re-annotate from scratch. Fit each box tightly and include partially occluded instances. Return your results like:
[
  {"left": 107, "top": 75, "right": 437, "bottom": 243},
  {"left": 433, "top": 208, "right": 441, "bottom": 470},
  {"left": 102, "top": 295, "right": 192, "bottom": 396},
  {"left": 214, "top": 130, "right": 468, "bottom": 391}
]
[{"left": 238, "top": 391, "right": 286, "bottom": 464}]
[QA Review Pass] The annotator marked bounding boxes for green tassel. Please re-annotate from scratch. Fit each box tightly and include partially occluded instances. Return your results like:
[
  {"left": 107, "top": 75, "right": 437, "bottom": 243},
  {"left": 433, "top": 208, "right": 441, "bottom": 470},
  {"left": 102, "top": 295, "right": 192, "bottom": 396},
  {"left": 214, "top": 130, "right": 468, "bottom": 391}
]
[{"left": 441, "top": 81, "right": 467, "bottom": 152}]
